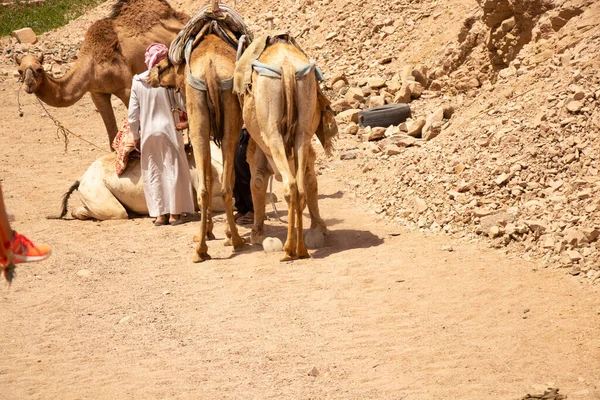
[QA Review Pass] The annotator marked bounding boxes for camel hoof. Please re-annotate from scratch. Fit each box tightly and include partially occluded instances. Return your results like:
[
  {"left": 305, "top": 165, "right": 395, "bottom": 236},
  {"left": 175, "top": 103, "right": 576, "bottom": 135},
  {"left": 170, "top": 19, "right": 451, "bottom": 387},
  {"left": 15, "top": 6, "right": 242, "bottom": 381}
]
[
  {"left": 193, "top": 252, "right": 211, "bottom": 263},
  {"left": 224, "top": 238, "right": 232, "bottom": 247},
  {"left": 233, "top": 237, "right": 247, "bottom": 251},
  {"left": 251, "top": 233, "right": 266, "bottom": 245},
  {"left": 207, "top": 232, "right": 216, "bottom": 241},
  {"left": 280, "top": 253, "right": 295, "bottom": 262}
]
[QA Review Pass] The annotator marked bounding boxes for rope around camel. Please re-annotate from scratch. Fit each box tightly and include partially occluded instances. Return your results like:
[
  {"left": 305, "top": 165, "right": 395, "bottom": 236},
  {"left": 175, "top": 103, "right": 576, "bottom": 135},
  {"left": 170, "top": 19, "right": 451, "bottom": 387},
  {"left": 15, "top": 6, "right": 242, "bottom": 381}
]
[{"left": 17, "top": 83, "right": 110, "bottom": 153}]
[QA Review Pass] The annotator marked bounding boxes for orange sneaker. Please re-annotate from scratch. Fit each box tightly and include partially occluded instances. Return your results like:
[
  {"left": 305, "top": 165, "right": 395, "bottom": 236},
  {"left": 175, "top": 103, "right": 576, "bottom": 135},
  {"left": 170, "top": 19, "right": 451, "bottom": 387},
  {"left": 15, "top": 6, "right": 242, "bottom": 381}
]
[{"left": 1, "top": 231, "right": 51, "bottom": 265}]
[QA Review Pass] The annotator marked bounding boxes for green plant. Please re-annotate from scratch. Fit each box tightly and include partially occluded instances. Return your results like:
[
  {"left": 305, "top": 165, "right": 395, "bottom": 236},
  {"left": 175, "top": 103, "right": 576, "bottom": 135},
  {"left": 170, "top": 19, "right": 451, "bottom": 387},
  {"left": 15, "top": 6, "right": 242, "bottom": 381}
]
[{"left": 0, "top": 0, "right": 104, "bottom": 37}]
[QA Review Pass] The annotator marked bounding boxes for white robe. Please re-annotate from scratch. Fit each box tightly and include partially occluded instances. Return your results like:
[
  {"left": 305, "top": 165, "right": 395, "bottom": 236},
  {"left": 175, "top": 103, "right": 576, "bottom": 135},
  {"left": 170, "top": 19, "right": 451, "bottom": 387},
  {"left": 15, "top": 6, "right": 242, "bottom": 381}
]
[{"left": 128, "top": 75, "right": 194, "bottom": 217}]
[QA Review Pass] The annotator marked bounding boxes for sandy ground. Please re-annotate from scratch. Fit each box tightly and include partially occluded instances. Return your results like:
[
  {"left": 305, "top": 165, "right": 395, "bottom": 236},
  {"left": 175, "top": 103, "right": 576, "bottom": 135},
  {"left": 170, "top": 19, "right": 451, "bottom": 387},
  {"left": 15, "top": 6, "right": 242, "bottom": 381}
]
[{"left": 1, "top": 79, "right": 600, "bottom": 399}]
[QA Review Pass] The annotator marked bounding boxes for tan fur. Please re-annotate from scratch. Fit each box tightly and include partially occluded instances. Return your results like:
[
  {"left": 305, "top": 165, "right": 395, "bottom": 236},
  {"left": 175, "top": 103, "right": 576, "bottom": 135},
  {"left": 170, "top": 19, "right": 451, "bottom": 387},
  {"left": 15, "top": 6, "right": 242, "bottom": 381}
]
[
  {"left": 15, "top": 0, "right": 188, "bottom": 148},
  {"left": 241, "top": 42, "right": 327, "bottom": 261},
  {"left": 149, "top": 34, "right": 246, "bottom": 263},
  {"left": 205, "top": 59, "right": 224, "bottom": 148},
  {"left": 280, "top": 58, "right": 297, "bottom": 156}
]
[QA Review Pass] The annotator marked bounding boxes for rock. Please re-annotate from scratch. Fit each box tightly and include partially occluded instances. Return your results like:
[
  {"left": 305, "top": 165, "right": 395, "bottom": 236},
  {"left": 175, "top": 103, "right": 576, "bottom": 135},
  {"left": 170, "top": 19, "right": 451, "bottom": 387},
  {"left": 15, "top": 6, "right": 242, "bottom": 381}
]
[
  {"left": 566, "top": 99, "right": 583, "bottom": 113},
  {"left": 340, "top": 152, "right": 357, "bottom": 160},
  {"left": 327, "top": 71, "right": 347, "bottom": 87},
  {"left": 479, "top": 212, "right": 515, "bottom": 235},
  {"left": 498, "top": 66, "right": 516, "bottom": 79},
  {"left": 407, "top": 81, "right": 424, "bottom": 99},
  {"left": 406, "top": 118, "right": 426, "bottom": 137},
  {"left": 415, "top": 197, "right": 428, "bottom": 214},
  {"left": 345, "top": 87, "right": 364, "bottom": 103},
  {"left": 582, "top": 228, "right": 600, "bottom": 243},
  {"left": 473, "top": 208, "right": 494, "bottom": 217},
  {"left": 386, "top": 76, "right": 402, "bottom": 93},
  {"left": 384, "top": 125, "right": 399, "bottom": 137},
  {"left": 501, "top": 17, "right": 516, "bottom": 32},
  {"left": 393, "top": 84, "right": 411, "bottom": 103},
  {"left": 365, "top": 127, "right": 386, "bottom": 141},
  {"left": 118, "top": 316, "right": 133, "bottom": 325},
  {"left": 422, "top": 122, "right": 442, "bottom": 141},
  {"left": 304, "top": 229, "right": 325, "bottom": 249},
  {"left": 368, "top": 95, "right": 385, "bottom": 108},
  {"left": 524, "top": 220, "right": 548, "bottom": 235},
  {"left": 495, "top": 173, "right": 512, "bottom": 186},
  {"left": 12, "top": 27, "right": 37, "bottom": 45},
  {"left": 564, "top": 250, "right": 582, "bottom": 263},
  {"left": 344, "top": 123, "right": 359, "bottom": 135},
  {"left": 367, "top": 77, "right": 386, "bottom": 89},
  {"left": 335, "top": 108, "right": 360, "bottom": 124},
  {"left": 422, "top": 107, "right": 445, "bottom": 140},
  {"left": 443, "top": 105, "right": 455, "bottom": 119},
  {"left": 383, "top": 144, "right": 403, "bottom": 156},
  {"left": 262, "top": 237, "right": 283, "bottom": 253},
  {"left": 330, "top": 99, "right": 352, "bottom": 113},
  {"left": 412, "top": 64, "right": 428, "bottom": 87},
  {"left": 488, "top": 225, "right": 502, "bottom": 238},
  {"left": 564, "top": 228, "right": 589, "bottom": 247},
  {"left": 332, "top": 79, "right": 347, "bottom": 91},
  {"left": 381, "top": 25, "right": 396, "bottom": 35},
  {"left": 308, "top": 367, "right": 320, "bottom": 377},
  {"left": 76, "top": 269, "right": 92, "bottom": 277},
  {"left": 429, "top": 80, "right": 442, "bottom": 91},
  {"left": 390, "top": 135, "right": 417, "bottom": 147},
  {"left": 441, "top": 245, "right": 454, "bottom": 252}
]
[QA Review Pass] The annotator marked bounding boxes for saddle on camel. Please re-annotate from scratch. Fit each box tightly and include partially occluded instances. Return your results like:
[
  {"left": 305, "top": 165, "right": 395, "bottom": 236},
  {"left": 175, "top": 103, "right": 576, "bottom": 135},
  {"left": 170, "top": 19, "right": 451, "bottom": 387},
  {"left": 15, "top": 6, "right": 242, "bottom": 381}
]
[
  {"left": 233, "top": 30, "right": 338, "bottom": 261},
  {"left": 148, "top": 1, "right": 252, "bottom": 262}
]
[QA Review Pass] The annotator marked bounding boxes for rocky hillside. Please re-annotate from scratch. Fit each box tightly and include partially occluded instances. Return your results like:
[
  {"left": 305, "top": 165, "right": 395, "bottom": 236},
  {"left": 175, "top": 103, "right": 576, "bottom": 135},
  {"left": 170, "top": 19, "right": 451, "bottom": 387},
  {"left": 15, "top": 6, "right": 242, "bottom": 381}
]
[{"left": 2, "top": 0, "right": 600, "bottom": 282}]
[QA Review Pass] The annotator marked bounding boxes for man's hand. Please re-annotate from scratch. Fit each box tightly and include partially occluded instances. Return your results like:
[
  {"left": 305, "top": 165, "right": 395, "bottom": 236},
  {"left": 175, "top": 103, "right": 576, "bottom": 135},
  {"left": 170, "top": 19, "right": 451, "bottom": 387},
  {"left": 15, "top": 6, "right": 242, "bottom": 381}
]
[{"left": 176, "top": 121, "right": 189, "bottom": 131}]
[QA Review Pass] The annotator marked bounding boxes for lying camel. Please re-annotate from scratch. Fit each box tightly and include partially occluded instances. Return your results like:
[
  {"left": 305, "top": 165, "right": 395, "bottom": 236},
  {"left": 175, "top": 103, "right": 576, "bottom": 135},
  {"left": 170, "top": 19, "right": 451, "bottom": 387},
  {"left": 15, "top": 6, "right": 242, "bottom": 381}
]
[
  {"left": 15, "top": 0, "right": 188, "bottom": 147},
  {"left": 149, "top": 32, "right": 246, "bottom": 262},
  {"left": 239, "top": 38, "right": 328, "bottom": 261},
  {"left": 53, "top": 144, "right": 225, "bottom": 221}
]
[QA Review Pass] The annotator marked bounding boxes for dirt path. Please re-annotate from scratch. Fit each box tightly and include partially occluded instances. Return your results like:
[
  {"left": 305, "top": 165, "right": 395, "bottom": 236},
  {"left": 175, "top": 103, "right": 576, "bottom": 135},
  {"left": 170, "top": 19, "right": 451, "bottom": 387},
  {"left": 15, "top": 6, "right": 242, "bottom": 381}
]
[{"left": 1, "top": 80, "right": 600, "bottom": 399}]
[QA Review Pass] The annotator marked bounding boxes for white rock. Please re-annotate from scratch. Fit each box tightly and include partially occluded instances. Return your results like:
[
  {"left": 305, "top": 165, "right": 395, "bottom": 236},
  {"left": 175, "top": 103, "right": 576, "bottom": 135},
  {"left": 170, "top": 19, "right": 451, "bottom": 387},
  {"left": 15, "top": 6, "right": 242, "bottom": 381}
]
[{"left": 262, "top": 237, "right": 283, "bottom": 253}]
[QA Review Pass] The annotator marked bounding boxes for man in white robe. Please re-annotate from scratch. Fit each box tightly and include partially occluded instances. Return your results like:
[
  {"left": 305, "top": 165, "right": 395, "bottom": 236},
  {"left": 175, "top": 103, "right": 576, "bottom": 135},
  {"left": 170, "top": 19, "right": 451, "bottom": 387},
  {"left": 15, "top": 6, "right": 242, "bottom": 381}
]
[{"left": 128, "top": 44, "right": 194, "bottom": 226}]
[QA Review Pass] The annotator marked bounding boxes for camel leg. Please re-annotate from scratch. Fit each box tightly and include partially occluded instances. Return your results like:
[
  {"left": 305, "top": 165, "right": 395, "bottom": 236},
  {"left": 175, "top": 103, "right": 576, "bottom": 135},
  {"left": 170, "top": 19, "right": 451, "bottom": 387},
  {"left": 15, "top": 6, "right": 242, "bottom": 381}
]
[
  {"left": 188, "top": 93, "right": 212, "bottom": 263},
  {"left": 294, "top": 135, "right": 310, "bottom": 259},
  {"left": 90, "top": 93, "right": 119, "bottom": 148},
  {"left": 220, "top": 105, "right": 245, "bottom": 250},
  {"left": 248, "top": 141, "right": 270, "bottom": 245},
  {"left": 266, "top": 138, "right": 297, "bottom": 261},
  {"left": 305, "top": 145, "right": 327, "bottom": 234},
  {"left": 115, "top": 88, "right": 131, "bottom": 108}
]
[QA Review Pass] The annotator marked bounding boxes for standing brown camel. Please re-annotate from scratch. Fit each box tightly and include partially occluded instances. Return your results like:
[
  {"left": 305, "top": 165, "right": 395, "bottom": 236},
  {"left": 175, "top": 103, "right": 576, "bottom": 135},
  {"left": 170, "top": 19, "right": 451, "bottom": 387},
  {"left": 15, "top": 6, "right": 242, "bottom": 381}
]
[
  {"left": 148, "top": 33, "right": 245, "bottom": 262},
  {"left": 240, "top": 40, "right": 328, "bottom": 261},
  {"left": 15, "top": 0, "right": 188, "bottom": 147}
]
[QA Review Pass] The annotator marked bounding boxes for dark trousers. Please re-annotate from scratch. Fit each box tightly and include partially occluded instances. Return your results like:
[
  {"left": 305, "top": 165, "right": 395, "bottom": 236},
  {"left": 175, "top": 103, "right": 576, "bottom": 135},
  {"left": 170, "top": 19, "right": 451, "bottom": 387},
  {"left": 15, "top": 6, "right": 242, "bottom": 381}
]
[{"left": 234, "top": 128, "right": 253, "bottom": 214}]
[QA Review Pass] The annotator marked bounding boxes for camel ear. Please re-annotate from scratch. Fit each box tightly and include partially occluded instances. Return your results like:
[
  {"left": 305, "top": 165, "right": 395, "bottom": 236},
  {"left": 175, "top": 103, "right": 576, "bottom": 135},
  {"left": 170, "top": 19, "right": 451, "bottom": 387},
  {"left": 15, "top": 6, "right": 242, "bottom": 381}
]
[
  {"left": 15, "top": 54, "right": 23, "bottom": 65},
  {"left": 37, "top": 52, "right": 44, "bottom": 64}
]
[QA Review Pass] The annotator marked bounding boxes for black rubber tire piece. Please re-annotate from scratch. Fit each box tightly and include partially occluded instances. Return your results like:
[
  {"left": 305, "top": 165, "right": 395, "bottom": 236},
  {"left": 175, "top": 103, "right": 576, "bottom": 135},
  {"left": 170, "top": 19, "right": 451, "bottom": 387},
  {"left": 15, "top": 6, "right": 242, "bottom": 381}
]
[{"left": 358, "top": 103, "right": 412, "bottom": 128}]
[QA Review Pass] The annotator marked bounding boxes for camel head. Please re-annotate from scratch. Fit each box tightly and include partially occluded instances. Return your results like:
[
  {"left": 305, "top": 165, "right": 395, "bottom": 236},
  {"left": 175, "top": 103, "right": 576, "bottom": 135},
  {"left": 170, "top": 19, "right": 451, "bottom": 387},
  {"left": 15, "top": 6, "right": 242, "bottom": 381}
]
[
  {"left": 15, "top": 53, "right": 45, "bottom": 94},
  {"left": 147, "top": 57, "right": 186, "bottom": 95}
]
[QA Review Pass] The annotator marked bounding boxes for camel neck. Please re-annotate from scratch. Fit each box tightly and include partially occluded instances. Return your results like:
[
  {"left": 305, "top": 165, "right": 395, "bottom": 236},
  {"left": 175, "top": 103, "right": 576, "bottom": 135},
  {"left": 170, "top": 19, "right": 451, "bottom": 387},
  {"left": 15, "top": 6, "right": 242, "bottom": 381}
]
[{"left": 35, "top": 57, "right": 92, "bottom": 107}]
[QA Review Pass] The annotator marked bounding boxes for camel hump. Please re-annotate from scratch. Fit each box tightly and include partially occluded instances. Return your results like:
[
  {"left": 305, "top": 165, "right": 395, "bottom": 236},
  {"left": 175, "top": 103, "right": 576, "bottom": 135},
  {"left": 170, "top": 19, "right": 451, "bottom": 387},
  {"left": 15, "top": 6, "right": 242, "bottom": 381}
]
[{"left": 80, "top": 19, "right": 122, "bottom": 62}]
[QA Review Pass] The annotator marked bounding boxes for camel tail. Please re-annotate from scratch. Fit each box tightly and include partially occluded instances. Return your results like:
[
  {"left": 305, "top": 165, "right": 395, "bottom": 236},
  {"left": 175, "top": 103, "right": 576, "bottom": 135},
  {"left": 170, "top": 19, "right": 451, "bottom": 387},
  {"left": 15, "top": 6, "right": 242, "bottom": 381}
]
[
  {"left": 47, "top": 180, "right": 80, "bottom": 219},
  {"left": 205, "top": 59, "right": 224, "bottom": 148},
  {"left": 281, "top": 57, "right": 298, "bottom": 157}
]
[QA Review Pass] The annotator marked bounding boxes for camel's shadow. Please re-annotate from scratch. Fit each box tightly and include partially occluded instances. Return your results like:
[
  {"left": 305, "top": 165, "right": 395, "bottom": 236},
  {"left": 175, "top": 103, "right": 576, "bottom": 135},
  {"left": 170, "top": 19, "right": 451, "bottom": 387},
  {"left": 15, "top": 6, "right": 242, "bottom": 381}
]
[{"left": 212, "top": 209, "right": 383, "bottom": 261}]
